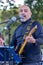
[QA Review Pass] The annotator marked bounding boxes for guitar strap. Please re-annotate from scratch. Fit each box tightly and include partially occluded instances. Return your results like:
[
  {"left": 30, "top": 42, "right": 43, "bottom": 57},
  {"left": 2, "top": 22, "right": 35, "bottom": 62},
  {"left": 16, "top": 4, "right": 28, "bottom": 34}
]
[{"left": 23, "top": 20, "right": 34, "bottom": 40}]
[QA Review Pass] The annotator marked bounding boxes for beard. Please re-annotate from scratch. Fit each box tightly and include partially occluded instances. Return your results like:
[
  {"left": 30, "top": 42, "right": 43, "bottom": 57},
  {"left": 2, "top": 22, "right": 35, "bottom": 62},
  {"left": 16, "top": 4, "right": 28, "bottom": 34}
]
[
  {"left": 19, "top": 15, "right": 27, "bottom": 22},
  {"left": 20, "top": 18, "right": 26, "bottom": 22}
]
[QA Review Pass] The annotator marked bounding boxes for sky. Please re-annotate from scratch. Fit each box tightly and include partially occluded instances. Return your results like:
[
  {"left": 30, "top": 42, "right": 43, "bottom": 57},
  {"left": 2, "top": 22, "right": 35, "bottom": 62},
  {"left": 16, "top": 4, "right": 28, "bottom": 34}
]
[
  {"left": 0, "top": 0, "right": 24, "bottom": 10},
  {"left": 0, "top": 0, "right": 37, "bottom": 10},
  {"left": 1, "top": 0, "right": 24, "bottom": 6},
  {"left": 15, "top": 0, "right": 24, "bottom": 6}
]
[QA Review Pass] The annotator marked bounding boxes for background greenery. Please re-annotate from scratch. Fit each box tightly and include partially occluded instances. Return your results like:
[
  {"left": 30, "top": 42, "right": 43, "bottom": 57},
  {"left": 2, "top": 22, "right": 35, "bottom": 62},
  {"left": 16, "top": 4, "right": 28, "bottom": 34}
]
[{"left": 0, "top": 0, "right": 43, "bottom": 46}]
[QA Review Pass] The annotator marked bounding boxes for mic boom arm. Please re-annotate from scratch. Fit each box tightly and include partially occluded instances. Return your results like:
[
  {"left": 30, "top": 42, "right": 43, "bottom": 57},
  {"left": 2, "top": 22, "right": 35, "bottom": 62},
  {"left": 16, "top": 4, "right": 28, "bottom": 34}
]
[{"left": 18, "top": 25, "right": 37, "bottom": 55}]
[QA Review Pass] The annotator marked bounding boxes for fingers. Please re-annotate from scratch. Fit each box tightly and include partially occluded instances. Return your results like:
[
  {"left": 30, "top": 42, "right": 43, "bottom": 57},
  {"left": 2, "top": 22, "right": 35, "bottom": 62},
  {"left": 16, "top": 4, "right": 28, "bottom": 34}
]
[{"left": 26, "top": 36, "right": 36, "bottom": 43}]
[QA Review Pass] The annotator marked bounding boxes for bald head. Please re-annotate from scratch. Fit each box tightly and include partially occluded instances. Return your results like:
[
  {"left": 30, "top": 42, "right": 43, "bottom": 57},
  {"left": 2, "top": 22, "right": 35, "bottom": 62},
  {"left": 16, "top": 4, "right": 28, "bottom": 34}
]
[
  {"left": 20, "top": 5, "right": 31, "bottom": 12},
  {"left": 19, "top": 5, "right": 32, "bottom": 22}
]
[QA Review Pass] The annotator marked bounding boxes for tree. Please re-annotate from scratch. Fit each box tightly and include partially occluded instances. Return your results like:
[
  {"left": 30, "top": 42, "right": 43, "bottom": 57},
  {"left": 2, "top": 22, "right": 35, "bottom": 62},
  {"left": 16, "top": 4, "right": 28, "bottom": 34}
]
[
  {"left": 1, "top": 6, "right": 19, "bottom": 21},
  {"left": 24, "top": 0, "right": 43, "bottom": 20}
]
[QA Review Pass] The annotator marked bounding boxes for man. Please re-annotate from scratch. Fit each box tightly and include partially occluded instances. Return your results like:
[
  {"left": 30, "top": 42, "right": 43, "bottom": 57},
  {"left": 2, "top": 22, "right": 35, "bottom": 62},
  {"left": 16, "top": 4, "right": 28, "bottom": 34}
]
[{"left": 10, "top": 5, "right": 43, "bottom": 65}]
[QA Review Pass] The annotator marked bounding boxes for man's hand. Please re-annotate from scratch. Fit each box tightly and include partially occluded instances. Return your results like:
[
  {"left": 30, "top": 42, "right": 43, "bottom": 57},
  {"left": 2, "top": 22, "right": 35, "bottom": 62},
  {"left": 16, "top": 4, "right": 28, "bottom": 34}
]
[
  {"left": 26, "top": 36, "right": 36, "bottom": 43},
  {"left": 0, "top": 38, "right": 4, "bottom": 46}
]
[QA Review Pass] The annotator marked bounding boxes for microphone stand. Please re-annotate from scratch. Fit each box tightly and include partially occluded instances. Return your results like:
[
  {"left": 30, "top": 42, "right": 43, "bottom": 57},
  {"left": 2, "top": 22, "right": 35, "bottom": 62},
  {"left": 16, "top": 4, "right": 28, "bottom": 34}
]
[
  {"left": 0, "top": 19, "right": 9, "bottom": 25},
  {"left": 2, "top": 27, "right": 13, "bottom": 65},
  {"left": 8, "top": 28, "right": 14, "bottom": 65},
  {"left": 8, "top": 28, "right": 11, "bottom": 44},
  {"left": 0, "top": 22, "right": 8, "bottom": 25}
]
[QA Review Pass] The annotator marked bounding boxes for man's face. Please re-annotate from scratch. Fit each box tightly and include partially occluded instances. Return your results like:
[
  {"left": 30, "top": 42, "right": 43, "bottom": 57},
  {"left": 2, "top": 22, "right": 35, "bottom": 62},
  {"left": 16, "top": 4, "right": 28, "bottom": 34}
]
[{"left": 19, "top": 5, "right": 32, "bottom": 22}]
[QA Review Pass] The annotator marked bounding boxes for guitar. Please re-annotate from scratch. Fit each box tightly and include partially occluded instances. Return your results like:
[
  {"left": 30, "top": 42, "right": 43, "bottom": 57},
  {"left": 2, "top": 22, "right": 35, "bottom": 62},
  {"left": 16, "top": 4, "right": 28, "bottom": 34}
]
[{"left": 19, "top": 25, "right": 37, "bottom": 55}]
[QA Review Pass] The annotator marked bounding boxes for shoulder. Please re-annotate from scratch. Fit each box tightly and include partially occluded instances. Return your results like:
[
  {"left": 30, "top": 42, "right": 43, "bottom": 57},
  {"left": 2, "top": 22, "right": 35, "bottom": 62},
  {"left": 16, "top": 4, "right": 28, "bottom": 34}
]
[
  {"left": 30, "top": 20, "right": 42, "bottom": 35},
  {"left": 32, "top": 20, "right": 42, "bottom": 35},
  {"left": 32, "top": 20, "right": 42, "bottom": 29},
  {"left": 32, "top": 20, "right": 42, "bottom": 26}
]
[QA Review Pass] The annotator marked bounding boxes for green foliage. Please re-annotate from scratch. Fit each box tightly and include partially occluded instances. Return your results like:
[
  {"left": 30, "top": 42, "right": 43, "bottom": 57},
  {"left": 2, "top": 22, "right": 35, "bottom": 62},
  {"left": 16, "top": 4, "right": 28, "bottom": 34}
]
[
  {"left": 0, "top": 6, "right": 20, "bottom": 44},
  {"left": 24, "top": 0, "right": 43, "bottom": 20},
  {"left": 1, "top": 6, "right": 19, "bottom": 21}
]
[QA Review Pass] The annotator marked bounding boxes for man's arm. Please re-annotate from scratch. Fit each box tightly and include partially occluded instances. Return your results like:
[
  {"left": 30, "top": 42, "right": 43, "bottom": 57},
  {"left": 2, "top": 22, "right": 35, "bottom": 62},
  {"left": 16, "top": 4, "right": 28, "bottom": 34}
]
[{"left": 35, "top": 26, "right": 43, "bottom": 45}]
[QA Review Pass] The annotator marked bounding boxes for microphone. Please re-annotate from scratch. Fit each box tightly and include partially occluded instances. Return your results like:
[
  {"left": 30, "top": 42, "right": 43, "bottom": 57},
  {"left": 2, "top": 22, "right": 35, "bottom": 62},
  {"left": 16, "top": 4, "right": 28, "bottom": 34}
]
[
  {"left": 1, "top": 16, "right": 21, "bottom": 33},
  {"left": 3, "top": 16, "right": 21, "bottom": 30}
]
